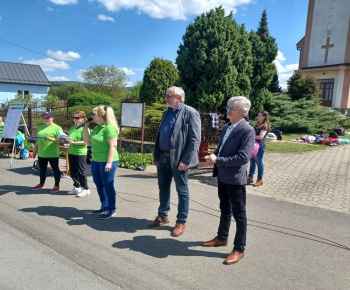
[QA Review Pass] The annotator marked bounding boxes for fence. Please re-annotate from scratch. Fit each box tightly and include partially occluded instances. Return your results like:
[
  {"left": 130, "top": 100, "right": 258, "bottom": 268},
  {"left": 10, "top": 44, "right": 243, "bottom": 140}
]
[{"left": 0, "top": 106, "right": 224, "bottom": 157}]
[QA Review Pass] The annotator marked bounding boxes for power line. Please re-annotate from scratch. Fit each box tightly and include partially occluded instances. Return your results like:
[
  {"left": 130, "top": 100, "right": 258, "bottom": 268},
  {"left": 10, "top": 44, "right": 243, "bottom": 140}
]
[{"left": 0, "top": 38, "right": 88, "bottom": 70}]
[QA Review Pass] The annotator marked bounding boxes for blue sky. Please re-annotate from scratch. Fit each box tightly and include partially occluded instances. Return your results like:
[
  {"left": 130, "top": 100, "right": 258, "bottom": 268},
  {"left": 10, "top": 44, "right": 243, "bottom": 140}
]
[{"left": 0, "top": 0, "right": 308, "bottom": 91}]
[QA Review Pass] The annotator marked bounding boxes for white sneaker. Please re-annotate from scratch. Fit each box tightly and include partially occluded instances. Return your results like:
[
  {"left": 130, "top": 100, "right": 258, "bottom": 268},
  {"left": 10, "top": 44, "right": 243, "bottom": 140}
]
[
  {"left": 67, "top": 187, "right": 81, "bottom": 195},
  {"left": 76, "top": 189, "right": 91, "bottom": 197}
]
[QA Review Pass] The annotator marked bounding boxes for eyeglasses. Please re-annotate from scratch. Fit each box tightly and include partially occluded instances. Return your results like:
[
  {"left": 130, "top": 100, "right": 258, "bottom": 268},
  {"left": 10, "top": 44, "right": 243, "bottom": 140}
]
[
  {"left": 164, "top": 94, "right": 173, "bottom": 98},
  {"left": 42, "top": 116, "right": 50, "bottom": 120},
  {"left": 72, "top": 117, "right": 80, "bottom": 120},
  {"left": 92, "top": 113, "right": 97, "bottom": 116},
  {"left": 226, "top": 106, "right": 235, "bottom": 111}
]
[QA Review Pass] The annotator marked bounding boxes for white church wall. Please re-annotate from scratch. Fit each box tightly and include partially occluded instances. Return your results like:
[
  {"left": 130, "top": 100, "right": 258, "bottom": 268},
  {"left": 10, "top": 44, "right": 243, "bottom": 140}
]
[{"left": 308, "top": 0, "right": 350, "bottom": 67}]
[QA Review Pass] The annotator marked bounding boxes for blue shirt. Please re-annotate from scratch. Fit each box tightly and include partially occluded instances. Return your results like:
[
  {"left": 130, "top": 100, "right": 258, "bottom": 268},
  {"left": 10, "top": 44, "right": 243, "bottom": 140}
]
[{"left": 159, "top": 103, "right": 184, "bottom": 152}]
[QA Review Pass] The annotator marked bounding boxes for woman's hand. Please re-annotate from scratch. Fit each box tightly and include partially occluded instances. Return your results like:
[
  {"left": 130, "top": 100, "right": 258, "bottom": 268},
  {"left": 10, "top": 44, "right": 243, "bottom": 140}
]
[
  {"left": 64, "top": 137, "right": 72, "bottom": 143},
  {"left": 33, "top": 148, "right": 37, "bottom": 158},
  {"left": 105, "top": 162, "right": 112, "bottom": 172},
  {"left": 45, "top": 136, "right": 54, "bottom": 142}
]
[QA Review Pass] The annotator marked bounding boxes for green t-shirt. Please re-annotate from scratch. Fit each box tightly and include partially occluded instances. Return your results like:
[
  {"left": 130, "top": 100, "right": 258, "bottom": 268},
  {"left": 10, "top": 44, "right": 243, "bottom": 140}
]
[
  {"left": 0, "top": 123, "right": 4, "bottom": 139},
  {"left": 37, "top": 123, "right": 63, "bottom": 158},
  {"left": 90, "top": 123, "right": 119, "bottom": 162},
  {"left": 67, "top": 126, "right": 90, "bottom": 156}
]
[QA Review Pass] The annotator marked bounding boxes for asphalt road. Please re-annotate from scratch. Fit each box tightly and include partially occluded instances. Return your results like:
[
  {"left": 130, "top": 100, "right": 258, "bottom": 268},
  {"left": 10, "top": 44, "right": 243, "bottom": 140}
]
[{"left": 0, "top": 156, "right": 349, "bottom": 289}]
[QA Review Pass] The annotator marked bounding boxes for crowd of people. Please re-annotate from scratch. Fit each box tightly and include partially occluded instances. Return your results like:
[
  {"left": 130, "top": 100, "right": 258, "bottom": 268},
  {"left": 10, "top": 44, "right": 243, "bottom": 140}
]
[{"left": 0, "top": 86, "right": 274, "bottom": 265}]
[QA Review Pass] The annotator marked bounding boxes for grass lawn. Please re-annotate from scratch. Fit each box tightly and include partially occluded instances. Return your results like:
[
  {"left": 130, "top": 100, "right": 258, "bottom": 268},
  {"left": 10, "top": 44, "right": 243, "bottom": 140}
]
[{"left": 266, "top": 133, "right": 350, "bottom": 153}]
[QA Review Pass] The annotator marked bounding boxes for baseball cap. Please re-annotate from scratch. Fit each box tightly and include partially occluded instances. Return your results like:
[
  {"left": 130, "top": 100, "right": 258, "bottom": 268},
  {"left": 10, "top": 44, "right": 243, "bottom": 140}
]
[{"left": 42, "top": 111, "right": 54, "bottom": 117}]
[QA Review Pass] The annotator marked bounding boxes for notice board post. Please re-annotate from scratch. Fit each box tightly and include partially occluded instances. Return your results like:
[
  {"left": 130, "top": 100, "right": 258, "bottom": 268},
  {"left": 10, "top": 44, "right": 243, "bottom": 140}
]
[{"left": 119, "top": 102, "right": 145, "bottom": 153}]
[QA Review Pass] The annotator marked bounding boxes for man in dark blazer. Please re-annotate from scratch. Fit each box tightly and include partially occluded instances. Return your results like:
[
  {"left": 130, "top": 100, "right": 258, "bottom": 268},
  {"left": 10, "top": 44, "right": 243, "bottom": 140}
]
[
  {"left": 202, "top": 96, "right": 255, "bottom": 265},
  {"left": 148, "top": 86, "right": 201, "bottom": 237}
]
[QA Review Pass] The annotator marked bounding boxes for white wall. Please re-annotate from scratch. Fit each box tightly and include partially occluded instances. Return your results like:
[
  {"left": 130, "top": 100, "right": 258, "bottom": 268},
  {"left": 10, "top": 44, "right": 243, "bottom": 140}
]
[
  {"left": 308, "top": 0, "right": 350, "bottom": 67},
  {"left": 0, "top": 83, "right": 50, "bottom": 103}
]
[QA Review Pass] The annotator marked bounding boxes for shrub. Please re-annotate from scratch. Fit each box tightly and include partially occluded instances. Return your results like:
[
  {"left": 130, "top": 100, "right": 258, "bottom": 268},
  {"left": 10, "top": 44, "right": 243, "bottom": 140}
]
[
  {"left": 118, "top": 152, "right": 153, "bottom": 169},
  {"left": 269, "top": 94, "right": 350, "bottom": 134},
  {"left": 67, "top": 92, "right": 114, "bottom": 107}
]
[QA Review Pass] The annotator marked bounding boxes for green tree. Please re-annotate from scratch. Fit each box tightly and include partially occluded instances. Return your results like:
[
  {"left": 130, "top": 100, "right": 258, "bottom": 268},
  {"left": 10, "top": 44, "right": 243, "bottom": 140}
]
[
  {"left": 176, "top": 6, "right": 252, "bottom": 112},
  {"left": 287, "top": 73, "right": 320, "bottom": 101},
  {"left": 67, "top": 91, "right": 114, "bottom": 107},
  {"left": 268, "top": 70, "right": 282, "bottom": 93},
  {"left": 42, "top": 94, "right": 61, "bottom": 108},
  {"left": 81, "top": 65, "right": 128, "bottom": 96},
  {"left": 50, "top": 82, "right": 87, "bottom": 100},
  {"left": 139, "top": 58, "right": 179, "bottom": 105},
  {"left": 249, "top": 10, "right": 278, "bottom": 116},
  {"left": 129, "top": 81, "right": 143, "bottom": 101},
  {"left": 6, "top": 93, "right": 41, "bottom": 107}
]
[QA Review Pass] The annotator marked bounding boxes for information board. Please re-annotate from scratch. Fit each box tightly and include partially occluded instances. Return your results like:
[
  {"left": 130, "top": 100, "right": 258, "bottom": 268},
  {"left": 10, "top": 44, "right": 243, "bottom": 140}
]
[
  {"left": 1, "top": 102, "right": 25, "bottom": 139},
  {"left": 121, "top": 102, "right": 144, "bottom": 128}
]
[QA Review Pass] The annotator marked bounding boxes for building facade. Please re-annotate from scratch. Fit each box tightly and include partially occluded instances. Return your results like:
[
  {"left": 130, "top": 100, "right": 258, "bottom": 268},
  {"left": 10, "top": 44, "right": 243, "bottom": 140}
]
[
  {"left": 296, "top": 0, "right": 350, "bottom": 113},
  {"left": 0, "top": 61, "right": 51, "bottom": 104}
]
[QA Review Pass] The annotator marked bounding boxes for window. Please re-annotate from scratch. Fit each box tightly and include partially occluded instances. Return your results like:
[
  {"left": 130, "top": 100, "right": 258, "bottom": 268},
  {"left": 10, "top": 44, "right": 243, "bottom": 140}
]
[{"left": 18, "top": 90, "right": 30, "bottom": 96}]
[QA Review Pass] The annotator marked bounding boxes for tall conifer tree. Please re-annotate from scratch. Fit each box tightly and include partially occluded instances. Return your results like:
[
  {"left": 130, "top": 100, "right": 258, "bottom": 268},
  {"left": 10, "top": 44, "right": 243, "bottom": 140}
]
[
  {"left": 249, "top": 10, "right": 278, "bottom": 116},
  {"left": 176, "top": 6, "right": 252, "bottom": 112}
]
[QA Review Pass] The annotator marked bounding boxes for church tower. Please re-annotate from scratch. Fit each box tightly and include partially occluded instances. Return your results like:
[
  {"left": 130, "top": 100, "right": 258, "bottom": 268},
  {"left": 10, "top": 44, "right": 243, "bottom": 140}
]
[{"left": 296, "top": 0, "right": 350, "bottom": 113}]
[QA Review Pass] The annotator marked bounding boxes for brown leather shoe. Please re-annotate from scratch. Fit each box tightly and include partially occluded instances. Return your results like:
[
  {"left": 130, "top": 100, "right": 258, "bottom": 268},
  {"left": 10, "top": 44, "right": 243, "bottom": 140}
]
[
  {"left": 201, "top": 237, "right": 227, "bottom": 247},
  {"left": 247, "top": 178, "right": 254, "bottom": 185},
  {"left": 171, "top": 223, "right": 186, "bottom": 237},
  {"left": 253, "top": 179, "right": 263, "bottom": 187},
  {"left": 148, "top": 216, "right": 169, "bottom": 228},
  {"left": 223, "top": 250, "right": 244, "bottom": 265}
]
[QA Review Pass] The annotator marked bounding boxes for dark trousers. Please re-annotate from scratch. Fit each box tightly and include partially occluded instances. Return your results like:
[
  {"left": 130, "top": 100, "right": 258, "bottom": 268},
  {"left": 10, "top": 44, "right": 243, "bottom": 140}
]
[
  {"left": 217, "top": 179, "right": 247, "bottom": 252},
  {"left": 68, "top": 154, "right": 88, "bottom": 189},
  {"left": 38, "top": 157, "right": 60, "bottom": 187}
]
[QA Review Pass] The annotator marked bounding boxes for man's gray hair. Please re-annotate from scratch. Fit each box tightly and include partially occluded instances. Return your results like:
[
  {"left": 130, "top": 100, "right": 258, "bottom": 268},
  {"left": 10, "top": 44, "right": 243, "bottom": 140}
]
[
  {"left": 167, "top": 86, "right": 185, "bottom": 103},
  {"left": 227, "top": 96, "right": 251, "bottom": 116}
]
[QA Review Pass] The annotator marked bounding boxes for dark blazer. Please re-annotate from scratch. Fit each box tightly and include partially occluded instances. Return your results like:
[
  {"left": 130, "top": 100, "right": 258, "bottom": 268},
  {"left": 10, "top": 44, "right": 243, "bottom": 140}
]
[
  {"left": 154, "top": 104, "right": 201, "bottom": 170},
  {"left": 213, "top": 120, "right": 255, "bottom": 185}
]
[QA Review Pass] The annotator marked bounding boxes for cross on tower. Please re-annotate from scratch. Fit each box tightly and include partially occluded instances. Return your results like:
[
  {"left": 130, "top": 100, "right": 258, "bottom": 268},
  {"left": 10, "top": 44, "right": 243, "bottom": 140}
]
[{"left": 321, "top": 37, "right": 334, "bottom": 63}]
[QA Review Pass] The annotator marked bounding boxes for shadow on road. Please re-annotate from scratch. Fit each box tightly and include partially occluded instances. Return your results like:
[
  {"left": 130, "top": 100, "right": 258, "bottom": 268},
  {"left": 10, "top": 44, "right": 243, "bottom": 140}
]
[{"left": 112, "top": 235, "right": 228, "bottom": 259}]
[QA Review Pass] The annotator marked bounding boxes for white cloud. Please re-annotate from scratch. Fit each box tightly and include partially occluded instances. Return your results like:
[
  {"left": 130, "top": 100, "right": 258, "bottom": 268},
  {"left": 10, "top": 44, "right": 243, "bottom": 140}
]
[
  {"left": 23, "top": 58, "right": 70, "bottom": 71},
  {"left": 98, "top": 14, "right": 115, "bottom": 22},
  {"left": 49, "top": 0, "right": 78, "bottom": 5},
  {"left": 47, "top": 7, "right": 54, "bottom": 11},
  {"left": 47, "top": 76, "right": 71, "bottom": 81},
  {"left": 89, "top": 53, "right": 94, "bottom": 57},
  {"left": 91, "top": 0, "right": 254, "bottom": 20},
  {"left": 46, "top": 50, "right": 81, "bottom": 61},
  {"left": 76, "top": 69, "right": 86, "bottom": 81},
  {"left": 273, "top": 51, "right": 299, "bottom": 89},
  {"left": 121, "top": 67, "right": 135, "bottom": 75},
  {"left": 0, "top": 16, "right": 2, "bottom": 21}
]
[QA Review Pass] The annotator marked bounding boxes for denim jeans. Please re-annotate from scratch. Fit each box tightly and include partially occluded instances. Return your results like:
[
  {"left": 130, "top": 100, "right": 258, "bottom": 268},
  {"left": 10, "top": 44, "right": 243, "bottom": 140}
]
[
  {"left": 217, "top": 179, "right": 247, "bottom": 253},
  {"left": 249, "top": 147, "right": 265, "bottom": 180},
  {"left": 157, "top": 153, "right": 189, "bottom": 224},
  {"left": 91, "top": 160, "right": 118, "bottom": 212}
]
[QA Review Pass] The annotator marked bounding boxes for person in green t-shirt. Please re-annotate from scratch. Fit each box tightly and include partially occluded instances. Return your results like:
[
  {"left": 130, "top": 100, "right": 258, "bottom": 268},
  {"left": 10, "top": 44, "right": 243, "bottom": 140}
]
[
  {"left": 64, "top": 111, "right": 91, "bottom": 197},
  {"left": 0, "top": 117, "right": 4, "bottom": 139},
  {"left": 32, "top": 112, "right": 63, "bottom": 193},
  {"left": 83, "top": 105, "right": 119, "bottom": 220}
]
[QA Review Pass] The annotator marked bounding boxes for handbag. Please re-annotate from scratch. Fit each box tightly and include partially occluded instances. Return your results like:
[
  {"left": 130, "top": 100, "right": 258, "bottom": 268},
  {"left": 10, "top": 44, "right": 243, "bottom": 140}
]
[{"left": 251, "top": 140, "right": 260, "bottom": 158}]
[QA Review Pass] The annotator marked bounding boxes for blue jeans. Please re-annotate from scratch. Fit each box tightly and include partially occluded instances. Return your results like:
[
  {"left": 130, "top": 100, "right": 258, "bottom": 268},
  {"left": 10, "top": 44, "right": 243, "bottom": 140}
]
[
  {"left": 249, "top": 148, "right": 265, "bottom": 180},
  {"left": 157, "top": 154, "right": 189, "bottom": 224},
  {"left": 91, "top": 160, "right": 118, "bottom": 212}
]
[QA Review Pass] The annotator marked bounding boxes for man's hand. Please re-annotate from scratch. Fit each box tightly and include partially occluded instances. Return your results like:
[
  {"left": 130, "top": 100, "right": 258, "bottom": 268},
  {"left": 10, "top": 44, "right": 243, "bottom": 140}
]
[
  {"left": 152, "top": 159, "right": 157, "bottom": 166},
  {"left": 178, "top": 162, "right": 188, "bottom": 171},
  {"left": 205, "top": 154, "right": 217, "bottom": 165}
]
